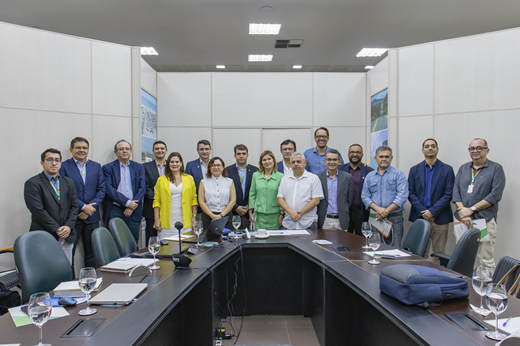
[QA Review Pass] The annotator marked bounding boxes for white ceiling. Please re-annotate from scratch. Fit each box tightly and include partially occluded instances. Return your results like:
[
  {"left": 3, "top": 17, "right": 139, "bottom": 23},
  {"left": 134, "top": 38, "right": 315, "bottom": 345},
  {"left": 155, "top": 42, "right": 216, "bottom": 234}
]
[{"left": 2, "top": 0, "right": 520, "bottom": 72}]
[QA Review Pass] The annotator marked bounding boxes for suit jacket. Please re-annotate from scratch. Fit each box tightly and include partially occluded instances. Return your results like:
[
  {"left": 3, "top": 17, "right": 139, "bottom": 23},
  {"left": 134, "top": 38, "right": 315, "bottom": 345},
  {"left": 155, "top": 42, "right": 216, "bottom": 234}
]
[
  {"left": 24, "top": 172, "right": 79, "bottom": 243},
  {"left": 408, "top": 159, "right": 455, "bottom": 225},
  {"left": 225, "top": 164, "right": 259, "bottom": 214},
  {"left": 185, "top": 159, "right": 205, "bottom": 193},
  {"left": 102, "top": 160, "right": 146, "bottom": 222},
  {"left": 143, "top": 160, "right": 162, "bottom": 219},
  {"left": 338, "top": 163, "right": 374, "bottom": 221},
  {"left": 317, "top": 170, "right": 354, "bottom": 230},
  {"left": 59, "top": 158, "right": 105, "bottom": 224},
  {"left": 277, "top": 161, "right": 284, "bottom": 174}
]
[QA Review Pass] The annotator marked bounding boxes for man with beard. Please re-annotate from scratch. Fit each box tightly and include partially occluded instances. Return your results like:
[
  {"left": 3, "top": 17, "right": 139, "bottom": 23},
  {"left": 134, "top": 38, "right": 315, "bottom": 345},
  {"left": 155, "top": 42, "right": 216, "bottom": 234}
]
[{"left": 339, "top": 144, "right": 373, "bottom": 235}]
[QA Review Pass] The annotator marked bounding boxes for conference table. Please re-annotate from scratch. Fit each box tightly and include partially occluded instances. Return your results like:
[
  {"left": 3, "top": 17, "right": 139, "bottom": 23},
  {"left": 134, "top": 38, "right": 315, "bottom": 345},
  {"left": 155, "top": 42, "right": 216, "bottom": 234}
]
[{"left": 0, "top": 230, "right": 517, "bottom": 346}]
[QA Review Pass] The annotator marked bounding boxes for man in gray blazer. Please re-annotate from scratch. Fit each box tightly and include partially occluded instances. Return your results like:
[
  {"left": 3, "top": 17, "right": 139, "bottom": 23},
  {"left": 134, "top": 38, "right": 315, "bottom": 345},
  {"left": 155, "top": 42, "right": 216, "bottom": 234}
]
[{"left": 317, "top": 149, "right": 354, "bottom": 230}]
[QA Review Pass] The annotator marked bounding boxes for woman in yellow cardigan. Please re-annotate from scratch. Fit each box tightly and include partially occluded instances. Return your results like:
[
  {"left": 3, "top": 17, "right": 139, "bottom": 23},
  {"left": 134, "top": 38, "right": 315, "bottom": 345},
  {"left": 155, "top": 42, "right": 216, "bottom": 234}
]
[{"left": 153, "top": 152, "right": 198, "bottom": 239}]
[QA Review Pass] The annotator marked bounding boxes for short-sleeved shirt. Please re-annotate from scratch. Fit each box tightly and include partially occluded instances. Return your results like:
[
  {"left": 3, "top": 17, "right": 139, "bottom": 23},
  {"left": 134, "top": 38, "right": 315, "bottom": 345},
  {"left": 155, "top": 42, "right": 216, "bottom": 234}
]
[
  {"left": 452, "top": 159, "right": 505, "bottom": 222},
  {"left": 361, "top": 166, "right": 408, "bottom": 212},
  {"left": 277, "top": 170, "right": 324, "bottom": 229},
  {"left": 201, "top": 176, "right": 233, "bottom": 212}
]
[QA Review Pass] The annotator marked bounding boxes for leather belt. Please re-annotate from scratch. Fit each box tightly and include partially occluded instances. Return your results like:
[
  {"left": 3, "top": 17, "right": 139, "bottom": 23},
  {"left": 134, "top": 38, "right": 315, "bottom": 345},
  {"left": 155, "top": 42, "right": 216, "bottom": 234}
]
[
  {"left": 326, "top": 214, "right": 339, "bottom": 219},
  {"left": 389, "top": 210, "right": 404, "bottom": 217}
]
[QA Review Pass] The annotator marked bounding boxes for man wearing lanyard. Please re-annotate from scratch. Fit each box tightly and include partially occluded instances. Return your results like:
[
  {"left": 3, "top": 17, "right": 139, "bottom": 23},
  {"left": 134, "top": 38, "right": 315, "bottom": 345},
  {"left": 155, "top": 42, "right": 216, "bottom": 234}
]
[
  {"left": 452, "top": 138, "right": 505, "bottom": 269},
  {"left": 24, "top": 148, "right": 78, "bottom": 265}
]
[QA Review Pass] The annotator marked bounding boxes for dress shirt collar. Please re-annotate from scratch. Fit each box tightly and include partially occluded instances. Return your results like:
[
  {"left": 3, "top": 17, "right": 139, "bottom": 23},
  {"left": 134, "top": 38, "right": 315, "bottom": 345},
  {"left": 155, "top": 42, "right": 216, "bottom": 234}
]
[
  {"left": 43, "top": 171, "right": 60, "bottom": 181},
  {"left": 375, "top": 165, "right": 395, "bottom": 176},
  {"left": 156, "top": 161, "right": 165, "bottom": 168},
  {"left": 236, "top": 163, "right": 247, "bottom": 172},
  {"left": 326, "top": 170, "right": 337, "bottom": 179},
  {"left": 119, "top": 160, "right": 130, "bottom": 168},
  {"left": 73, "top": 157, "right": 89, "bottom": 167},
  {"left": 289, "top": 170, "right": 310, "bottom": 180},
  {"left": 312, "top": 146, "right": 330, "bottom": 154},
  {"left": 470, "top": 159, "right": 489, "bottom": 169},
  {"left": 423, "top": 160, "right": 436, "bottom": 168}
]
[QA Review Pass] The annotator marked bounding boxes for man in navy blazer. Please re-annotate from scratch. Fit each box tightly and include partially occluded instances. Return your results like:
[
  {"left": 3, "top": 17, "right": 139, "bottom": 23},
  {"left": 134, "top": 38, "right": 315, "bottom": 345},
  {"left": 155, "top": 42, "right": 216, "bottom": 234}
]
[
  {"left": 225, "top": 144, "right": 258, "bottom": 229},
  {"left": 408, "top": 138, "right": 455, "bottom": 262},
  {"left": 277, "top": 139, "right": 296, "bottom": 175},
  {"left": 339, "top": 144, "right": 374, "bottom": 235},
  {"left": 102, "top": 140, "right": 146, "bottom": 243},
  {"left": 143, "top": 141, "right": 167, "bottom": 241},
  {"left": 60, "top": 137, "right": 106, "bottom": 268},
  {"left": 185, "top": 139, "right": 211, "bottom": 194}
]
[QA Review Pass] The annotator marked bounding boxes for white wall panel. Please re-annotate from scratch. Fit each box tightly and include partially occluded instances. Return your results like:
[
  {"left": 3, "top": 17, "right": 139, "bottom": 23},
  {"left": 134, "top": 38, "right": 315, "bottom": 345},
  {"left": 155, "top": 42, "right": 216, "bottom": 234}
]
[
  {"left": 0, "top": 22, "right": 91, "bottom": 114},
  {"left": 92, "top": 115, "right": 132, "bottom": 165},
  {"left": 388, "top": 117, "right": 397, "bottom": 167},
  {"left": 92, "top": 41, "right": 132, "bottom": 117},
  {"left": 369, "top": 57, "right": 389, "bottom": 97},
  {"left": 157, "top": 73, "right": 211, "bottom": 127},
  {"left": 313, "top": 73, "right": 366, "bottom": 127},
  {"left": 261, "top": 129, "right": 313, "bottom": 160},
  {"left": 435, "top": 28, "right": 520, "bottom": 114},
  {"left": 397, "top": 116, "right": 433, "bottom": 175},
  {"left": 212, "top": 73, "right": 313, "bottom": 127},
  {"left": 141, "top": 58, "right": 157, "bottom": 97},
  {"left": 213, "top": 129, "right": 262, "bottom": 169},
  {"left": 157, "top": 127, "right": 212, "bottom": 163},
  {"left": 398, "top": 44, "right": 434, "bottom": 117}
]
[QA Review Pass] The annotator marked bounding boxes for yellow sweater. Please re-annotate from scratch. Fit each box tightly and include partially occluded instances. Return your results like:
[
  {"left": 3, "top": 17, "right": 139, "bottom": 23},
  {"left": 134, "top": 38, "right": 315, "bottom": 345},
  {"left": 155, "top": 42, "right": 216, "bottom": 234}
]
[{"left": 153, "top": 174, "right": 198, "bottom": 229}]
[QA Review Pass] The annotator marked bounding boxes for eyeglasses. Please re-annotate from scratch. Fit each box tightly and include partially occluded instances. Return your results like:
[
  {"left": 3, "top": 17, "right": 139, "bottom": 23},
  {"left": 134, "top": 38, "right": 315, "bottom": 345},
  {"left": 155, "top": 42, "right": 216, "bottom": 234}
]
[
  {"left": 325, "top": 158, "right": 339, "bottom": 162},
  {"left": 468, "top": 147, "right": 487, "bottom": 152},
  {"left": 315, "top": 136, "right": 329, "bottom": 139},
  {"left": 212, "top": 164, "right": 222, "bottom": 168},
  {"left": 44, "top": 158, "right": 61, "bottom": 164},
  {"left": 116, "top": 147, "right": 131, "bottom": 152}
]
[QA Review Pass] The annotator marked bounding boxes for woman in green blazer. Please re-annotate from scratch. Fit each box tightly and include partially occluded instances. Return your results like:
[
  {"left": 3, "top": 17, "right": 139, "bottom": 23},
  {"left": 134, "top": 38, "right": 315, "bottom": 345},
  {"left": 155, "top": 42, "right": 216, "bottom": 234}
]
[{"left": 248, "top": 150, "right": 285, "bottom": 230}]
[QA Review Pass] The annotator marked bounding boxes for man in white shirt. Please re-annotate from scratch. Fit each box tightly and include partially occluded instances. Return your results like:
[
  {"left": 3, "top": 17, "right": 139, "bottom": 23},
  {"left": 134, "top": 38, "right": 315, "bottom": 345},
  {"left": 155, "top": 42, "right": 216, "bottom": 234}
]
[{"left": 277, "top": 152, "right": 324, "bottom": 229}]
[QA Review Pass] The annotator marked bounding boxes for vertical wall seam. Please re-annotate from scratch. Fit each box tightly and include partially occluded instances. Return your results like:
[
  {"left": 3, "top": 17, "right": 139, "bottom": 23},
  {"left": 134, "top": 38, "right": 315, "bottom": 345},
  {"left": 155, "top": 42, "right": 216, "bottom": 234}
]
[{"left": 90, "top": 41, "right": 94, "bottom": 160}]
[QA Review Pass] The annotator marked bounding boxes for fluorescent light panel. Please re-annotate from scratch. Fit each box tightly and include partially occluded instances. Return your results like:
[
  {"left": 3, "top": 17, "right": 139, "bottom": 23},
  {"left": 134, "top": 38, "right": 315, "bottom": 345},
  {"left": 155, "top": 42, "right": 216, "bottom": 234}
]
[
  {"left": 249, "top": 23, "right": 281, "bottom": 35},
  {"left": 356, "top": 48, "right": 387, "bottom": 57},
  {"left": 216, "top": 65, "right": 226, "bottom": 69},
  {"left": 248, "top": 54, "right": 273, "bottom": 62},
  {"left": 365, "top": 66, "right": 375, "bottom": 69},
  {"left": 140, "top": 47, "right": 158, "bottom": 55},
  {"left": 293, "top": 65, "right": 302, "bottom": 69}
]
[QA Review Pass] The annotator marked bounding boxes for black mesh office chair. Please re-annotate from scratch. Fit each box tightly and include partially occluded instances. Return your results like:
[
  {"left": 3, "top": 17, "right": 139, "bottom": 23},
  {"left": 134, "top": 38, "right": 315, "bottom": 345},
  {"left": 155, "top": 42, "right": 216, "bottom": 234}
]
[
  {"left": 14, "top": 231, "right": 72, "bottom": 303},
  {"left": 401, "top": 219, "right": 431, "bottom": 257},
  {"left": 493, "top": 256, "right": 520, "bottom": 298},
  {"left": 108, "top": 217, "right": 137, "bottom": 256},
  {"left": 91, "top": 227, "right": 121, "bottom": 268},
  {"left": 431, "top": 228, "right": 480, "bottom": 277}
]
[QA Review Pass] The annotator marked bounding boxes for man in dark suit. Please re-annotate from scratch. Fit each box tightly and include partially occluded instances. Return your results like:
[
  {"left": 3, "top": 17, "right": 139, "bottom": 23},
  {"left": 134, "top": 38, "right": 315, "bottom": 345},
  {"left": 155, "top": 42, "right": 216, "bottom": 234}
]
[
  {"left": 225, "top": 144, "right": 258, "bottom": 229},
  {"left": 60, "top": 137, "right": 106, "bottom": 268},
  {"left": 317, "top": 150, "right": 353, "bottom": 230},
  {"left": 277, "top": 139, "right": 296, "bottom": 175},
  {"left": 143, "top": 140, "right": 167, "bottom": 242},
  {"left": 339, "top": 144, "right": 374, "bottom": 235},
  {"left": 185, "top": 139, "right": 211, "bottom": 216},
  {"left": 102, "top": 140, "right": 146, "bottom": 243},
  {"left": 24, "top": 148, "right": 78, "bottom": 265},
  {"left": 408, "top": 138, "right": 455, "bottom": 262}
]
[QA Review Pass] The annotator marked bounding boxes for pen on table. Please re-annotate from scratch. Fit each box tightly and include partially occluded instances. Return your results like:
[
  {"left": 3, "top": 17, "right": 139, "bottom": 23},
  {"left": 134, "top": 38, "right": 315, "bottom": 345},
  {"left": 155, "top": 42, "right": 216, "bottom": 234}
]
[
  {"left": 503, "top": 316, "right": 512, "bottom": 327},
  {"left": 379, "top": 254, "right": 401, "bottom": 257}
]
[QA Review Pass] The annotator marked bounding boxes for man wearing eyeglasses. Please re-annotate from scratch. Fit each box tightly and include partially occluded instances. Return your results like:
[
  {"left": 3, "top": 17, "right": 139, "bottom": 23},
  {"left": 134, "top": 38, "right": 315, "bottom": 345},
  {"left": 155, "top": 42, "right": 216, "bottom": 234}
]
[
  {"left": 452, "top": 138, "right": 505, "bottom": 269},
  {"left": 304, "top": 127, "right": 343, "bottom": 174},
  {"left": 317, "top": 150, "right": 353, "bottom": 231},
  {"left": 24, "top": 148, "right": 79, "bottom": 264},
  {"left": 102, "top": 140, "right": 146, "bottom": 243}
]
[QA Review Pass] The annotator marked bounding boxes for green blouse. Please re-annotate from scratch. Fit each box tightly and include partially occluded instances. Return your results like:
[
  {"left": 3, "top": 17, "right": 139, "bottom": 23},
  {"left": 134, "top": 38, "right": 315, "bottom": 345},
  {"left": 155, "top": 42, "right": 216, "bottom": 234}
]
[{"left": 248, "top": 171, "right": 284, "bottom": 214}]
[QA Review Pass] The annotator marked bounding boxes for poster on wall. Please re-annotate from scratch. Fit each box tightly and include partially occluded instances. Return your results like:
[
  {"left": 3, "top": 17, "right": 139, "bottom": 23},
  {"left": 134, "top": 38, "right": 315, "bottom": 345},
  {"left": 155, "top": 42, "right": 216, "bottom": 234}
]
[
  {"left": 370, "top": 88, "right": 388, "bottom": 169},
  {"left": 141, "top": 89, "right": 157, "bottom": 163}
]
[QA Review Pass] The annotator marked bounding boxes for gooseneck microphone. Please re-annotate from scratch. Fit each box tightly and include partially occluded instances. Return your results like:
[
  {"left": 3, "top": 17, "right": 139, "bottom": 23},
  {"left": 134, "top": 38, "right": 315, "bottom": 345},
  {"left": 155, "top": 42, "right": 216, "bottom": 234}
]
[{"left": 172, "top": 221, "right": 192, "bottom": 268}]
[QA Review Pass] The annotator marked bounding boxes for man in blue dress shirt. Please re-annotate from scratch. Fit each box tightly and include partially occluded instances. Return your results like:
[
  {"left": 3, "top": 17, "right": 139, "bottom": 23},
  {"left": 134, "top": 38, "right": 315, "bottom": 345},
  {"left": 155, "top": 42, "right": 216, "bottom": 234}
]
[
  {"left": 362, "top": 145, "right": 408, "bottom": 248},
  {"left": 304, "top": 127, "right": 343, "bottom": 174}
]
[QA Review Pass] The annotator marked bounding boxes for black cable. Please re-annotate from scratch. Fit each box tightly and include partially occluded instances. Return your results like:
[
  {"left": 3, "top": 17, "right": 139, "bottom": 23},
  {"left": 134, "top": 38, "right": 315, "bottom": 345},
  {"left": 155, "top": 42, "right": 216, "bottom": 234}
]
[{"left": 233, "top": 242, "right": 247, "bottom": 345}]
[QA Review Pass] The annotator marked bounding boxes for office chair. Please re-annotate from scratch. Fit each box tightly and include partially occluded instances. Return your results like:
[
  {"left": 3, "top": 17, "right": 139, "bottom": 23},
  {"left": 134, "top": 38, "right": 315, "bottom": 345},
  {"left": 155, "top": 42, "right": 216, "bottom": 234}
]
[
  {"left": 493, "top": 256, "right": 520, "bottom": 298},
  {"left": 0, "top": 246, "right": 20, "bottom": 292},
  {"left": 14, "top": 231, "right": 72, "bottom": 303},
  {"left": 91, "top": 227, "right": 121, "bottom": 268},
  {"left": 108, "top": 217, "right": 137, "bottom": 257},
  {"left": 401, "top": 219, "right": 431, "bottom": 257},
  {"left": 431, "top": 228, "right": 480, "bottom": 277}
]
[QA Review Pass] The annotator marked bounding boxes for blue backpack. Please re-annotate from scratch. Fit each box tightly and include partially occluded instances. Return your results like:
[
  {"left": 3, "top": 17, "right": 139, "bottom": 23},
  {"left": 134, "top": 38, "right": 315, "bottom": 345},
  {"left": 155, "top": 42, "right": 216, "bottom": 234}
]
[{"left": 379, "top": 264, "right": 469, "bottom": 306}]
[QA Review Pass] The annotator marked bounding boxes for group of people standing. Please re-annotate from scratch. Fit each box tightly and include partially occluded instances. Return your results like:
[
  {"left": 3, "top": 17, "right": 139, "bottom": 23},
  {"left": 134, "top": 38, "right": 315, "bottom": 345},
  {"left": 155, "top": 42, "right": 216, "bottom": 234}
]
[{"left": 23, "top": 128, "right": 505, "bottom": 273}]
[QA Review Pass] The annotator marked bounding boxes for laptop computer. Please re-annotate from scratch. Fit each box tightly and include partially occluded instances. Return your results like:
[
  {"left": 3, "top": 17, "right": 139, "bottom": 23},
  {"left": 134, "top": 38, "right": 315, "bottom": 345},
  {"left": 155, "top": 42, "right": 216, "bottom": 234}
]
[
  {"left": 90, "top": 283, "right": 148, "bottom": 305},
  {"left": 203, "top": 216, "right": 228, "bottom": 242}
]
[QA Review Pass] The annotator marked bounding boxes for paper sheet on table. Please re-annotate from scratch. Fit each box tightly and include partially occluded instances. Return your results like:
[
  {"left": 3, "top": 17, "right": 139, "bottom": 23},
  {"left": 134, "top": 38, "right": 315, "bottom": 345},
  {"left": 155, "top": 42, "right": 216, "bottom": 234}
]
[
  {"left": 368, "top": 210, "right": 392, "bottom": 238},
  {"left": 362, "top": 249, "right": 412, "bottom": 257},
  {"left": 0, "top": 344, "right": 20, "bottom": 345},
  {"left": 8, "top": 306, "right": 69, "bottom": 327},
  {"left": 266, "top": 230, "right": 310, "bottom": 236},
  {"left": 312, "top": 240, "right": 333, "bottom": 245},
  {"left": 484, "top": 317, "right": 520, "bottom": 335},
  {"left": 454, "top": 218, "right": 488, "bottom": 242}
]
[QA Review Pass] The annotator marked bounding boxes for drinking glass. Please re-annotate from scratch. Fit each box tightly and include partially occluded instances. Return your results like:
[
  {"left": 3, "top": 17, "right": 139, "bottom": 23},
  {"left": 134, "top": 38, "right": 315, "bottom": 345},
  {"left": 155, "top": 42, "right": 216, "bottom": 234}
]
[
  {"left": 193, "top": 220, "right": 203, "bottom": 246},
  {"left": 148, "top": 236, "right": 161, "bottom": 270},
  {"left": 472, "top": 266, "right": 492, "bottom": 315},
  {"left": 231, "top": 215, "right": 242, "bottom": 239},
  {"left": 368, "top": 232, "right": 380, "bottom": 265},
  {"left": 361, "top": 222, "right": 372, "bottom": 249},
  {"left": 28, "top": 292, "right": 52, "bottom": 346},
  {"left": 78, "top": 267, "right": 97, "bottom": 316},
  {"left": 485, "top": 283, "right": 509, "bottom": 341}
]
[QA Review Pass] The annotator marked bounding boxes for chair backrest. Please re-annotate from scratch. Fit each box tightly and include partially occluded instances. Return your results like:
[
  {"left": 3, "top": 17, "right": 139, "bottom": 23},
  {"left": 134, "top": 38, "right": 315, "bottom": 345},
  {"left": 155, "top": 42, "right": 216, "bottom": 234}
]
[
  {"left": 14, "top": 231, "right": 72, "bottom": 303},
  {"left": 493, "top": 256, "right": 520, "bottom": 298},
  {"left": 108, "top": 218, "right": 137, "bottom": 256},
  {"left": 401, "top": 219, "right": 431, "bottom": 257},
  {"left": 91, "top": 227, "right": 121, "bottom": 268},
  {"left": 447, "top": 228, "right": 481, "bottom": 277}
]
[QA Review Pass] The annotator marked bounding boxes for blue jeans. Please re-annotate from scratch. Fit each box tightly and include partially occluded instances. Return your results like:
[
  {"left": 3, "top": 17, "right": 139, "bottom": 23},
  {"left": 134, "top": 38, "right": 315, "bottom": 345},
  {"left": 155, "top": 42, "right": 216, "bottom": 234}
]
[
  {"left": 387, "top": 214, "right": 404, "bottom": 249},
  {"left": 109, "top": 205, "right": 141, "bottom": 243}
]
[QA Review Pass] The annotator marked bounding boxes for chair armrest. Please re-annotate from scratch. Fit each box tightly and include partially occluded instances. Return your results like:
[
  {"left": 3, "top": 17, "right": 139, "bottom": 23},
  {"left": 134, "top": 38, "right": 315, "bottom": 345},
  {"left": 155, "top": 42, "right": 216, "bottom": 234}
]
[
  {"left": 431, "top": 252, "right": 451, "bottom": 267},
  {"left": 0, "top": 246, "right": 14, "bottom": 254},
  {"left": 0, "top": 271, "right": 20, "bottom": 291}
]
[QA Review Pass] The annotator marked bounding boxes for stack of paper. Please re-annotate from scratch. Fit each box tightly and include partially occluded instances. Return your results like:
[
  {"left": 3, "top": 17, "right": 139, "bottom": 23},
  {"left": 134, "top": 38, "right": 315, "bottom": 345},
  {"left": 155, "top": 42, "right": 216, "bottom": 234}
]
[
  {"left": 53, "top": 278, "right": 103, "bottom": 297},
  {"left": 100, "top": 258, "right": 156, "bottom": 273}
]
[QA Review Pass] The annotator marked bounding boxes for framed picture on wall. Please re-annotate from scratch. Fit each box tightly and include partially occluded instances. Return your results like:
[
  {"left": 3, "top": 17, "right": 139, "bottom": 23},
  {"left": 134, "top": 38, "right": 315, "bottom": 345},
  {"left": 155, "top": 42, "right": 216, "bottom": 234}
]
[
  {"left": 370, "top": 88, "right": 388, "bottom": 169},
  {"left": 141, "top": 89, "right": 157, "bottom": 163}
]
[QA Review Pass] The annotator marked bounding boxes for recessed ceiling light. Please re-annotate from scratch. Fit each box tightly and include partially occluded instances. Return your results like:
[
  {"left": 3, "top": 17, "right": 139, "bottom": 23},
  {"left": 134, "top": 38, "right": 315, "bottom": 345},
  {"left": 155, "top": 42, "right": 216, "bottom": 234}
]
[
  {"left": 140, "top": 47, "right": 158, "bottom": 55},
  {"left": 356, "top": 48, "right": 387, "bottom": 57},
  {"left": 293, "top": 65, "right": 302, "bottom": 69},
  {"left": 248, "top": 54, "right": 273, "bottom": 62},
  {"left": 261, "top": 6, "right": 273, "bottom": 12},
  {"left": 249, "top": 23, "right": 281, "bottom": 35},
  {"left": 365, "top": 66, "right": 375, "bottom": 69},
  {"left": 216, "top": 65, "right": 226, "bottom": 69}
]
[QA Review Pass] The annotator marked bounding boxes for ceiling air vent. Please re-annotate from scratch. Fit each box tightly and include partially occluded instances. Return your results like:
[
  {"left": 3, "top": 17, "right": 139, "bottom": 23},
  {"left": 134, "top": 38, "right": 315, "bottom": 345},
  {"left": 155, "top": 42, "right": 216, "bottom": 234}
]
[{"left": 275, "top": 39, "right": 303, "bottom": 48}]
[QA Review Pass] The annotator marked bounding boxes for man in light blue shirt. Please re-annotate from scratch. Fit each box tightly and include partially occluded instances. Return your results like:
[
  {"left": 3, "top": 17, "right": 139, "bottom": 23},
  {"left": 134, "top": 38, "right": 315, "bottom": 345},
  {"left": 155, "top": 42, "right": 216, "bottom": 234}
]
[
  {"left": 304, "top": 127, "right": 343, "bottom": 174},
  {"left": 361, "top": 145, "right": 408, "bottom": 248}
]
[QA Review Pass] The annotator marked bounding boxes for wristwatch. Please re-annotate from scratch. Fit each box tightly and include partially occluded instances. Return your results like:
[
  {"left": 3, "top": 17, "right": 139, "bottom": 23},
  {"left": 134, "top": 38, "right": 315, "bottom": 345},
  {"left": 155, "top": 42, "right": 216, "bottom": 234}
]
[{"left": 470, "top": 206, "right": 477, "bottom": 211}]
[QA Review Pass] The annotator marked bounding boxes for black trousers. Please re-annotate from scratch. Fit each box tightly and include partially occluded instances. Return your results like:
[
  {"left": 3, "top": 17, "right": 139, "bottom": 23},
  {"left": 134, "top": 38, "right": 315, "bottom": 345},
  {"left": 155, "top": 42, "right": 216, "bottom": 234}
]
[
  {"left": 72, "top": 220, "right": 98, "bottom": 269},
  {"left": 348, "top": 207, "right": 365, "bottom": 236},
  {"left": 145, "top": 217, "right": 158, "bottom": 243}
]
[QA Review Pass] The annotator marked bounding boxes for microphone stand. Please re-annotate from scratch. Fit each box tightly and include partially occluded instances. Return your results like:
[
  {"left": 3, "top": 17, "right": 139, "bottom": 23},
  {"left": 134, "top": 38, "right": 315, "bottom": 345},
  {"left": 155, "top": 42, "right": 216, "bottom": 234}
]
[
  {"left": 175, "top": 221, "right": 184, "bottom": 254},
  {"left": 172, "top": 221, "right": 191, "bottom": 268}
]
